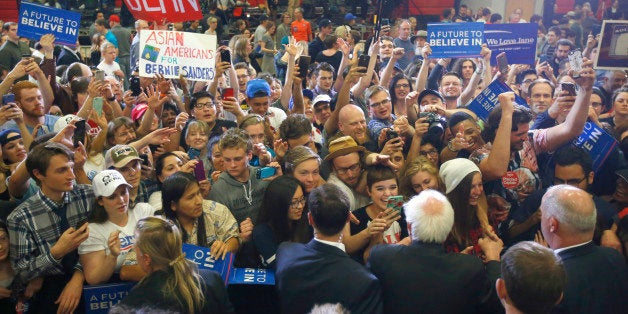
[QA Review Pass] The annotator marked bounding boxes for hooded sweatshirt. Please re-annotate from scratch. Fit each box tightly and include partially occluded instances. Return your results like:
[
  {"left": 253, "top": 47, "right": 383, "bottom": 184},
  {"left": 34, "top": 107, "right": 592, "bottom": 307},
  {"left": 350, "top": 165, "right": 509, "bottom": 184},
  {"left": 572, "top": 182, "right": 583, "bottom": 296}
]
[{"left": 208, "top": 166, "right": 268, "bottom": 224}]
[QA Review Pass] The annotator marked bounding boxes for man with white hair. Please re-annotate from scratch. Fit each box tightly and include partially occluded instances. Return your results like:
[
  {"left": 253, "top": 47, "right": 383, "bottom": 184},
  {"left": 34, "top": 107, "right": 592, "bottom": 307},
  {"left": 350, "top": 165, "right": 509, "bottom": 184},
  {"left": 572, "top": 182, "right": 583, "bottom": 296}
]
[
  {"left": 540, "top": 185, "right": 627, "bottom": 314},
  {"left": 368, "top": 190, "right": 503, "bottom": 313}
]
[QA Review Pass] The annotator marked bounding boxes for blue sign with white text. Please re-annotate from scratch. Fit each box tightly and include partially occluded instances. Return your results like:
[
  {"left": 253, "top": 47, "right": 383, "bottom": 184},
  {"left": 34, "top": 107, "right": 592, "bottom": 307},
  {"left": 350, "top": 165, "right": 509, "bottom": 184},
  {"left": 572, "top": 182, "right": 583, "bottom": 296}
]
[
  {"left": 182, "top": 243, "right": 234, "bottom": 284},
  {"left": 572, "top": 122, "right": 618, "bottom": 173},
  {"left": 427, "top": 22, "right": 484, "bottom": 58},
  {"left": 18, "top": 2, "right": 81, "bottom": 46},
  {"left": 229, "top": 267, "right": 276, "bottom": 285},
  {"left": 467, "top": 80, "right": 528, "bottom": 121},
  {"left": 484, "top": 23, "right": 538, "bottom": 66},
  {"left": 83, "top": 282, "right": 135, "bottom": 314}
]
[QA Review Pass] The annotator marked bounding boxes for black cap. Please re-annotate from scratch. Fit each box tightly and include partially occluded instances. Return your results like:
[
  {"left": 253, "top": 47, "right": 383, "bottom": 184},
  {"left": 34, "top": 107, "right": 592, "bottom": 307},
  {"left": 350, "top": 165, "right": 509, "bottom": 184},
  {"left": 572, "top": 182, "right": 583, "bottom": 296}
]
[
  {"left": 318, "top": 19, "right": 332, "bottom": 28},
  {"left": 417, "top": 89, "right": 444, "bottom": 105}
]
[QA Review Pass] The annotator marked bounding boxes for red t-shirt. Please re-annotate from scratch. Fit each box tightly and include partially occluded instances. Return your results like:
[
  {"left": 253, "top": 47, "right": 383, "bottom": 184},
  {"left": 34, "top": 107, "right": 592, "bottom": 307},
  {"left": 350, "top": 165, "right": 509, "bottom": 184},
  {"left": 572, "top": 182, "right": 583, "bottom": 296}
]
[{"left": 291, "top": 20, "right": 312, "bottom": 42}]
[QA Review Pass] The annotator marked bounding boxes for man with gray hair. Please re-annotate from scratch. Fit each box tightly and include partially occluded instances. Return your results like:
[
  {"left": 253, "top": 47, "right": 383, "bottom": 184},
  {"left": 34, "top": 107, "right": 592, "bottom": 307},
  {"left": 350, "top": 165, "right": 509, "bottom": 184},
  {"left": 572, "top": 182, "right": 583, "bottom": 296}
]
[
  {"left": 368, "top": 190, "right": 503, "bottom": 313},
  {"left": 540, "top": 185, "right": 627, "bottom": 314}
]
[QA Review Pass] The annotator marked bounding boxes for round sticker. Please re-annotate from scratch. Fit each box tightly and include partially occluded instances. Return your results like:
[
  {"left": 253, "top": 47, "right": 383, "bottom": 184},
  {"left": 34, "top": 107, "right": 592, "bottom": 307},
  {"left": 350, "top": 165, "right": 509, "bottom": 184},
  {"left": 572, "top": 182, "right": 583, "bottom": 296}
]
[{"left": 502, "top": 171, "right": 519, "bottom": 189}]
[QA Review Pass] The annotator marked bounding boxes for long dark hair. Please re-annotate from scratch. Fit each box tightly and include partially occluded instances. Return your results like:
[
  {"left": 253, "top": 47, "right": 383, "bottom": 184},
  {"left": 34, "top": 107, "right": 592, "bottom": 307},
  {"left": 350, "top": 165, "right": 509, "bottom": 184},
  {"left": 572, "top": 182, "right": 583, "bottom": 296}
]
[
  {"left": 446, "top": 172, "right": 481, "bottom": 249},
  {"left": 389, "top": 74, "right": 413, "bottom": 111},
  {"left": 257, "top": 176, "right": 311, "bottom": 243},
  {"left": 162, "top": 172, "right": 209, "bottom": 247},
  {"left": 155, "top": 152, "right": 180, "bottom": 184}
]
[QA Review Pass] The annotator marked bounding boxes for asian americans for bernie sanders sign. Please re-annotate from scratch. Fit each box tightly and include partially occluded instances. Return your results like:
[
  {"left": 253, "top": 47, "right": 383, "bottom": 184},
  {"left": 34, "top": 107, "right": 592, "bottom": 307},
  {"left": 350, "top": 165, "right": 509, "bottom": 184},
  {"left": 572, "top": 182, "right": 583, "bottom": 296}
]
[{"left": 18, "top": 2, "right": 81, "bottom": 46}]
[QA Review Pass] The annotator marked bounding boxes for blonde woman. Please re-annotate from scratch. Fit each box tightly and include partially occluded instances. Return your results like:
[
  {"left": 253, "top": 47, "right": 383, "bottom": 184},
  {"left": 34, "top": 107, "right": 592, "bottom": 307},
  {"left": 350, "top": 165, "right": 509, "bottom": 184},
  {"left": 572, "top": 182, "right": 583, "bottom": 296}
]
[{"left": 117, "top": 216, "right": 234, "bottom": 313}]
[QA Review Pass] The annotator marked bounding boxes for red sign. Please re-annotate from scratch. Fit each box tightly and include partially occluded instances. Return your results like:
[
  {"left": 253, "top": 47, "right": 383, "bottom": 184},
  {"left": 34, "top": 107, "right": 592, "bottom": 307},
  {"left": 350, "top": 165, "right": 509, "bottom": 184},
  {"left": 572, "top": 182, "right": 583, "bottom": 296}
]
[{"left": 124, "top": 0, "right": 203, "bottom": 23}]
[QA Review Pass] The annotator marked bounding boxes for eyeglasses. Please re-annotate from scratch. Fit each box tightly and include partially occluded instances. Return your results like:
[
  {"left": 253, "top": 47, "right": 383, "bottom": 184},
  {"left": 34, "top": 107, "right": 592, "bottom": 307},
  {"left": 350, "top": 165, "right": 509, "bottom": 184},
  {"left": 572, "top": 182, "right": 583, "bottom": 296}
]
[
  {"left": 553, "top": 177, "right": 586, "bottom": 186},
  {"left": 419, "top": 149, "right": 438, "bottom": 156},
  {"left": 335, "top": 163, "right": 361, "bottom": 175},
  {"left": 290, "top": 196, "right": 306, "bottom": 209},
  {"left": 522, "top": 79, "right": 534, "bottom": 84},
  {"left": 395, "top": 83, "right": 410, "bottom": 89},
  {"left": 194, "top": 102, "right": 215, "bottom": 109},
  {"left": 370, "top": 98, "right": 391, "bottom": 108},
  {"left": 591, "top": 102, "right": 603, "bottom": 108}
]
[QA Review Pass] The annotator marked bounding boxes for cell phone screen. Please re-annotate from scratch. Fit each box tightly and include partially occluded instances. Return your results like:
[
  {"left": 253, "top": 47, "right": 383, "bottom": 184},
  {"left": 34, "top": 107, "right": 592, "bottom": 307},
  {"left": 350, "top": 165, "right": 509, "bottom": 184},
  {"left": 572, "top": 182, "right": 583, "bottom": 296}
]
[
  {"left": 297, "top": 56, "right": 311, "bottom": 78},
  {"left": 496, "top": 53, "right": 508, "bottom": 74},
  {"left": 194, "top": 160, "right": 207, "bottom": 181},
  {"left": 73, "top": 120, "right": 86, "bottom": 148},
  {"left": 222, "top": 87, "right": 234, "bottom": 99}
]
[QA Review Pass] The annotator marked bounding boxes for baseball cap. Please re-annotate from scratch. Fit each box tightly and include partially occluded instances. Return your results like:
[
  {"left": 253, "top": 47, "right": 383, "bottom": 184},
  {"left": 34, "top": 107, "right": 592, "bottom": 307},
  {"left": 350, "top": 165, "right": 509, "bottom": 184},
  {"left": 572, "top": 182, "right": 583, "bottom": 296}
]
[
  {"left": 109, "top": 14, "right": 120, "bottom": 23},
  {"left": 105, "top": 145, "right": 141, "bottom": 169},
  {"left": 92, "top": 169, "right": 132, "bottom": 197},
  {"left": 312, "top": 94, "right": 332, "bottom": 107},
  {"left": 417, "top": 89, "right": 444, "bottom": 105},
  {"left": 131, "top": 104, "right": 148, "bottom": 122},
  {"left": 53, "top": 114, "right": 81, "bottom": 133},
  {"left": 246, "top": 79, "right": 271, "bottom": 98},
  {"left": 318, "top": 19, "right": 332, "bottom": 28},
  {"left": 344, "top": 13, "right": 358, "bottom": 21}
]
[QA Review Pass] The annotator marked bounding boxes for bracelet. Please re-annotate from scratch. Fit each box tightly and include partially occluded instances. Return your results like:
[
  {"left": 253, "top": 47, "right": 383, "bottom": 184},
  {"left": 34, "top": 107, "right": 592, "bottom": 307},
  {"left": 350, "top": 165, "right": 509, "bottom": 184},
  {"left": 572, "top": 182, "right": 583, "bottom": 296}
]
[{"left": 447, "top": 140, "right": 459, "bottom": 152}]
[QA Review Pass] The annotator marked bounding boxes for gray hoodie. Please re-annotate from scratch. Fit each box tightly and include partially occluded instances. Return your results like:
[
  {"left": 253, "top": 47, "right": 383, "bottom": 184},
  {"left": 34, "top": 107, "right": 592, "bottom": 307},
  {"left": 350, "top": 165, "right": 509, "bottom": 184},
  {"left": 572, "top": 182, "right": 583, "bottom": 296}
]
[{"left": 208, "top": 166, "right": 268, "bottom": 224}]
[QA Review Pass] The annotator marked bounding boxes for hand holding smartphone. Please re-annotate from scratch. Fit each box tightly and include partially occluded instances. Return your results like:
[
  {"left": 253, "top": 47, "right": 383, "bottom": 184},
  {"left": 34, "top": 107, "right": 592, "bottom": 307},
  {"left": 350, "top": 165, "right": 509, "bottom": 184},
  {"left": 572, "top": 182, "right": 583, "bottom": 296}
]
[
  {"left": 297, "top": 56, "right": 311, "bottom": 78},
  {"left": 194, "top": 160, "right": 207, "bottom": 181},
  {"left": 496, "top": 52, "right": 509, "bottom": 75},
  {"left": 386, "top": 196, "right": 404, "bottom": 215},
  {"left": 73, "top": 120, "right": 86, "bottom": 148}
]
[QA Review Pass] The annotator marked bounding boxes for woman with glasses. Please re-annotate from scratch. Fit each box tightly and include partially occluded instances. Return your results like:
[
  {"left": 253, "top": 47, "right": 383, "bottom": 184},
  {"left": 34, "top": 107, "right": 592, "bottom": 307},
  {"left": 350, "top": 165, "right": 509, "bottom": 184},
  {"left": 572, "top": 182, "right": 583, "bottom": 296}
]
[
  {"left": 389, "top": 74, "right": 414, "bottom": 116},
  {"left": 253, "top": 176, "right": 312, "bottom": 269}
]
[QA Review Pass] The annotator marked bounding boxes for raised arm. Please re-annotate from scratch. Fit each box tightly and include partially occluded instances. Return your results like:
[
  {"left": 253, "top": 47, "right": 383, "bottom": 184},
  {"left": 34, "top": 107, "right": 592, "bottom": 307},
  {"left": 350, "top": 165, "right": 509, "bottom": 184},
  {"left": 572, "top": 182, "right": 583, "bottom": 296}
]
[
  {"left": 324, "top": 64, "right": 366, "bottom": 135},
  {"left": 478, "top": 92, "right": 514, "bottom": 181},
  {"left": 351, "top": 40, "right": 380, "bottom": 99},
  {"left": 542, "top": 59, "right": 594, "bottom": 152},
  {"left": 380, "top": 47, "right": 404, "bottom": 89}
]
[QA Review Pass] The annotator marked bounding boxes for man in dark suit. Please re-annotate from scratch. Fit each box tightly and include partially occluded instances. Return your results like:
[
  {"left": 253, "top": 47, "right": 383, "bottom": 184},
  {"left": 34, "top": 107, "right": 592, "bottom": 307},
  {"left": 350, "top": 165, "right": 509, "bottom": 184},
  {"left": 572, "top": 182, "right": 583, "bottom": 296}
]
[
  {"left": 276, "top": 184, "right": 383, "bottom": 314},
  {"left": 368, "top": 190, "right": 504, "bottom": 314},
  {"left": 541, "top": 185, "right": 628, "bottom": 314}
]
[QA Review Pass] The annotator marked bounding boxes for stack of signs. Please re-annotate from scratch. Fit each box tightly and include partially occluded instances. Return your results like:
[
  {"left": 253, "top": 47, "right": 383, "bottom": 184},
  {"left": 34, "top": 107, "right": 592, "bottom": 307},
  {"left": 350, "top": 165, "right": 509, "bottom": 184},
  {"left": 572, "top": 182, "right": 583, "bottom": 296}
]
[
  {"left": 83, "top": 282, "right": 135, "bottom": 314},
  {"left": 467, "top": 80, "right": 528, "bottom": 121},
  {"left": 139, "top": 30, "right": 217, "bottom": 81},
  {"left": 183, "top": 243, "right": 275, "bottom": 285}
]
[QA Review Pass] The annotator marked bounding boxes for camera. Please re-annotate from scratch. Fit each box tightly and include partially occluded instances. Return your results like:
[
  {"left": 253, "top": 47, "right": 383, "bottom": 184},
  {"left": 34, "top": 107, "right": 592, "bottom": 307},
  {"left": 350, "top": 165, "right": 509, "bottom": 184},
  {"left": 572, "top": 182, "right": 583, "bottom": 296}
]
[
  {"left": 419, "top": 112, "right": 445, "bottom": 138},
  {"left": 129, "top": 76, "right": 142, "bottom": 96}
]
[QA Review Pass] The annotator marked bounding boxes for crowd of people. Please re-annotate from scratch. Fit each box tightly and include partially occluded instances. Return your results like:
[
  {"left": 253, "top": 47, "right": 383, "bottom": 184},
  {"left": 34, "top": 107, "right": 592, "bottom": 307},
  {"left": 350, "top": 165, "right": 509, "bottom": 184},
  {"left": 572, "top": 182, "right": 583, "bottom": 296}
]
[{"left": 0, "top": 0, "right": 626, "bottom": 313}]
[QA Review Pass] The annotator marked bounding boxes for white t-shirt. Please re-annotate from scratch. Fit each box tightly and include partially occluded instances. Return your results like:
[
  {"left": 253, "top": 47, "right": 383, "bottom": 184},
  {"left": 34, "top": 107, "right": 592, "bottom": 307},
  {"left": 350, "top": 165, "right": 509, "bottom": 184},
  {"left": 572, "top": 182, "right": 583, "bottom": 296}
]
[
  {"left": 97, "top": 61, "right": 122, "bottom": 78},
  {"left": 78, "top": 203, "right": 155, "bottom": 272}
]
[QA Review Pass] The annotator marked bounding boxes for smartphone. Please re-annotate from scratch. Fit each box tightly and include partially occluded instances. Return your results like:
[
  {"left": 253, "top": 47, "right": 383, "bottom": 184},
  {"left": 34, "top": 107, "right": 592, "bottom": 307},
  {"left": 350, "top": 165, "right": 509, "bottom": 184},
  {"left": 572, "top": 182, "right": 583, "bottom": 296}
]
[
  {"left": 256, "top": 166, "right": 276, "bottom": 179},
  {"left": 297, "top": 56, "right": 311, "bottom": 79},
  {"left": 220, "top": 49, "right": 231, "bottom": 64},
  {"left": 139, "top": 154, "right": 150, "bottom": 166},
  {"left": 561, "top": 82, "right": 577, "bottom": 96},
  {"left": 194, "top": 160, "right": 207, "bottom": 181},
  {"left": 386, "top": 195, "right": 404, "bottom": 214},
  {"left": 95, "top": 70, "right": 105, "bottom": 82},
  {"left": 386, "top": 129, "right": 398, "bottom": 142},
  {"left": 496, "top": 52, "right": 508, "bottom": 75},
  {"left": 568, "top": 50, "right": 583, "bottom": 78},
  {"left": 187, "top": 147, "right": 201, "bottom": 160},
  {"left": 2, "top": 94, "right": 15, "bottom": 105},
  {"left": 130, "top": 76, "right": 142, "bottom": 96},
  {"left": 93, "top": 97, "right": 103, "bottom": 115},
  {"left": 73, "top": 120, "right": 86, "bottom": 148},
  {"left": 222, "top": 87, "right": 234, "bottom": 99},
  {"left": 358, "top": 54, "right": 369, "bottom": 73}
]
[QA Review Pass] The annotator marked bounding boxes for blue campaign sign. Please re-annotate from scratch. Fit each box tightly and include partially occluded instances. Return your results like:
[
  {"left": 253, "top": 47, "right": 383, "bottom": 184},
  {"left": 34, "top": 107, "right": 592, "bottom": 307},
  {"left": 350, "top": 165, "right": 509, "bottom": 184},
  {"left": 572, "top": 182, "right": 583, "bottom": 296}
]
[
  {"left": 427, "top": 22, "right": 484, "bottom": 58},
  {"left": 229, "top": 268, "right": 276, "bottom": 285},
  {"left": 182, "top": 243, "right": 234, "bottom": 284},
  {"left": 484, "top": 23, "right": 538, "bottom": 66},
  {"left": 572, "top": 122, "right": 618, "bottom": 173},
  {"left": 18, "top": 2, "right": 81, "bottom": 46},
  {"left": 83, "top": 282, "right": 135, "bottom": 314},
  {"left": 467, "top": 80, "right": 528, "bottom": 121}
]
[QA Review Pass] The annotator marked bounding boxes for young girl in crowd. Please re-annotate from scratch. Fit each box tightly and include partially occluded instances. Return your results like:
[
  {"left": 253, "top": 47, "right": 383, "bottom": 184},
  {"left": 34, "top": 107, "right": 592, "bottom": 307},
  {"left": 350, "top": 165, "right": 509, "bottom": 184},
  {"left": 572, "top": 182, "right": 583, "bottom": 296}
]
[
  {"left": 284, "top": 146, "right": 325, "bottom": 194},
  {"left": 398, "top": 156, "right": 443, "bottom": 199}
]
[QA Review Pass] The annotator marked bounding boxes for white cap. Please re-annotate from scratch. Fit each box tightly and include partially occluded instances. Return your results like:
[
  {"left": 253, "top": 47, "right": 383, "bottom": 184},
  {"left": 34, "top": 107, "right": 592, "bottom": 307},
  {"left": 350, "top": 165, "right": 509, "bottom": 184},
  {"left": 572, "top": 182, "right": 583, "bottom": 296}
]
[
  {"left": 312, "top": 94, "right": 332, "bottom": 107},
  {"left": 439, "top": 158, "right": 481, "bottom": 194},
  {"left": 92, "top": 170, "right": 132, "bottom": 197},
  {"left": 53, "top": 114, "right": 80, "bottom": 133}
]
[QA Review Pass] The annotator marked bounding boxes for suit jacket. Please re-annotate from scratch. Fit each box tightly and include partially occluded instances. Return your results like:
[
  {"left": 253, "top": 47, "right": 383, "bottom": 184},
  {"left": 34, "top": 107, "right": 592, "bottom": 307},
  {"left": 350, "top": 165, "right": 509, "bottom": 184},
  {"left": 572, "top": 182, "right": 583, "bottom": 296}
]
[
  {"left": 554, "top": 242, "right": 628, "bottom": 314},
  {"left": 276, "top": 239, "right": 383, "bottom": 314},
  {"left": 368, "top": 241, "right": 503, "bottom": 314},
  {"left": 57, "top": 46, "right": 81, "bottom": 66}
]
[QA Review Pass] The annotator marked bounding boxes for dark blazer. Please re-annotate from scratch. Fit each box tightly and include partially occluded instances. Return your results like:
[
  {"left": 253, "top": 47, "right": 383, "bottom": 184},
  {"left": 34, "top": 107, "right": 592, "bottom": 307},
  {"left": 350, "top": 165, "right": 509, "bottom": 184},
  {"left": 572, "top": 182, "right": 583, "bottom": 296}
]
[
  {"left": 276, "top": 239, "right": 383, "bottom": 314},
  {"left": 118, "top": 268, "right": 234, "bottom": 313},
  {"left": 368, "top": 241, "right": 503, "bottom": 314},
  {"left": 554, "top": 241, "right": 628, "bottom": 314},
  {"left": 57, "top": 46, "right": 81, "bottom": 66}
]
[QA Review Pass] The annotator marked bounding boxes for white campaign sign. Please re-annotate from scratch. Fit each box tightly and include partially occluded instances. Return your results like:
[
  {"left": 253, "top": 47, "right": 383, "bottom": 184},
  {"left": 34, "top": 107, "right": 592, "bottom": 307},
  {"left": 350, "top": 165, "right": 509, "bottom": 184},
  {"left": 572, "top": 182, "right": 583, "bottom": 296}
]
[{"left": 139, "top": 30, "right": 217, "bottom": 81}]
